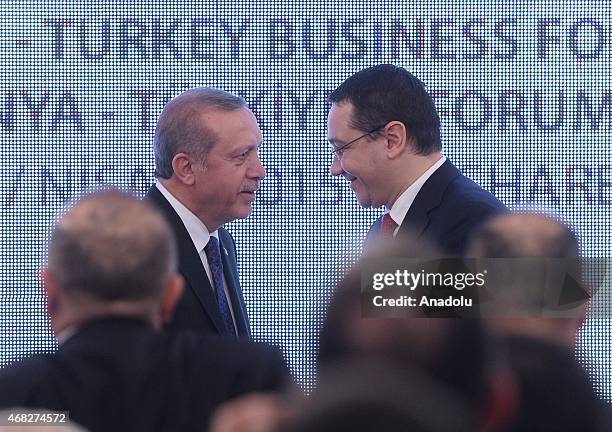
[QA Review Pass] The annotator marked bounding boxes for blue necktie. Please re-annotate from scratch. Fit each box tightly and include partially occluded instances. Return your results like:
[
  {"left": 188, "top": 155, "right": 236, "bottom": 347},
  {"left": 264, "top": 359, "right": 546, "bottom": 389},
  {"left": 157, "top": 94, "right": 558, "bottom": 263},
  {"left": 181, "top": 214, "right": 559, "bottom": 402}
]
[{"left": 204, "top": 237, "right": 236, "bottom": 336}]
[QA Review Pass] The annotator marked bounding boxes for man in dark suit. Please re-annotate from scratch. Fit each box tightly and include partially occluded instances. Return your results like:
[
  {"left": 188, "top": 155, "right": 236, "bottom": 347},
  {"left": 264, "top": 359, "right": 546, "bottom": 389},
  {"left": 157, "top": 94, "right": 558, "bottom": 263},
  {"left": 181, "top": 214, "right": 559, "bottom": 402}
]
[
  {"left": 147, "top": 87, "right": 266, "bottom": 338},
  {"left": 0, "top": 190, "right": 288, "bottom": 432},
  {"left": 327, "top": 64, "right": 506, "bottom": 256}
]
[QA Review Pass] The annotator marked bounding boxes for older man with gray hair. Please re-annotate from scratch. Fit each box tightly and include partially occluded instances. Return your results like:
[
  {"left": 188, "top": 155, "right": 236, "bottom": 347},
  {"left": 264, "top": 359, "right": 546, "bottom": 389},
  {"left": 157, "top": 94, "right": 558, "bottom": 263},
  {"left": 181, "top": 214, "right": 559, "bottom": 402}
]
[
  {"left": 0, "top": 190, "right": 288, "bottom": 432},
  {"left": 147, "top": 87, "right": 266, "bottom": 339}
]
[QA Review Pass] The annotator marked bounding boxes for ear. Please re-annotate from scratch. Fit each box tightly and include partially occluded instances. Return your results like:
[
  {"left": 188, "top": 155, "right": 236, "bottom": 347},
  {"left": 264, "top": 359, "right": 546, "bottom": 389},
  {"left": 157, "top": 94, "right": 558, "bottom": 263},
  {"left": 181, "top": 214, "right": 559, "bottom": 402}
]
[
  {"left": 171, "top": 153, "right": 197, "bottom": 186},
  {"left": 384, "top": 121, "right": 409, "bottom": 160},
  {"left": 160, "top": 274, "right": 184, "bottom": 323},
  {"left": 39, "top": 268, "right": 59, "bottom": 316}
]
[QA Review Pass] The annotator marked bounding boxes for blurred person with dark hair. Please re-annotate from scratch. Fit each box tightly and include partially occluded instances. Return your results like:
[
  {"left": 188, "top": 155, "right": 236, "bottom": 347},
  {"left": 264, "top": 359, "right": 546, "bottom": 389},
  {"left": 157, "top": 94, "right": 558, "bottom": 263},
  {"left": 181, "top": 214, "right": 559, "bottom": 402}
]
[
  {"left": 207, "top": 361, "right": 479, "bottom": 432},
  {"left": 327, "top": 64, "right": 506, "bottom": 256},
  {"left": 317, "top": 236, "right": 518, "bottom": 432},
  {"left": 318, "top": 263, "right": 487, "bottom": 404},
  {"left": 467, "top": 212, "right": 607, "bottom": 432},
  {"left": 148, "top": 87, "right": 266, "bottom": 338},
  {"left": 286, "top": 360, "right": 477, "bottom": 432},
  {"left": 0, "top": 190, "right": 288, "bottom": 432}
]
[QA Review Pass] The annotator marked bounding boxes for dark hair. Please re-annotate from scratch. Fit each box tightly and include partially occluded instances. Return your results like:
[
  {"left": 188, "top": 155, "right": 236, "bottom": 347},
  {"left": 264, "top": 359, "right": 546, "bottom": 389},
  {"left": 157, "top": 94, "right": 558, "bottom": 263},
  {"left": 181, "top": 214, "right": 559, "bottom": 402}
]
[
  {"left": 319, "top": 240, "right": 487, "bottom": 404},
  {"left": 290, "top": 361, "right": 476, "bottom": 432},
  {"left": 48, "top": 189, "right": 177, "bottom": 301},
  {"left": 328, "top": 64, "right": 441, "bottom": 155},
  {"left": 154, "top": 87, "right": 246, "bottom": 179}
]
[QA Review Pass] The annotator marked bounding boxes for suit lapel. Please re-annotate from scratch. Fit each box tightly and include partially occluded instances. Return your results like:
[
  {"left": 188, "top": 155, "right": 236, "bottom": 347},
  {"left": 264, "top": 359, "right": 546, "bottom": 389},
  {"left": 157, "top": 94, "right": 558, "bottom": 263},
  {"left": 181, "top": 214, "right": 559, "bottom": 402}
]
[
  {"left": 146, "top": 186, "right": 227, "bottom": 334},
  {"left": 398, "top": 159, "right": 461, "bottom": 239}
]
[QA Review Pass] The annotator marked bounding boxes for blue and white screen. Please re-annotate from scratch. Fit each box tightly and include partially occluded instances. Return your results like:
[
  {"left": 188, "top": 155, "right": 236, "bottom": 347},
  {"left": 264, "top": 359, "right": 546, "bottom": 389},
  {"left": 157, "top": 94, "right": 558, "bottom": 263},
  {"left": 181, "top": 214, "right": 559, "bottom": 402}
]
[{"left": 1, "top": 1, "right": 610, "bottom": 398}]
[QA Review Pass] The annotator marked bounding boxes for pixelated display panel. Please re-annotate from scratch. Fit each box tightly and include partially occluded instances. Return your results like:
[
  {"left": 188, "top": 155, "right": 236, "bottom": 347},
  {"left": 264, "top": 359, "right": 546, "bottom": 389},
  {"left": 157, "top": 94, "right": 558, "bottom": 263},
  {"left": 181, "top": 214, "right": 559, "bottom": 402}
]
[{"left": 0, "top": 1, "right": 610, "bottom": 397}]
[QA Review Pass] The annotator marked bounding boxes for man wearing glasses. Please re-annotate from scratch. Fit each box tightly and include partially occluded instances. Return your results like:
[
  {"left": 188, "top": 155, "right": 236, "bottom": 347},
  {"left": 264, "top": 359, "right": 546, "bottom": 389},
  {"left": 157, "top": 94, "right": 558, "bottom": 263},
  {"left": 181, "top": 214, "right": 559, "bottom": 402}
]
[{"left": 327, "top": 64, "right": 506, "bottom": 256}]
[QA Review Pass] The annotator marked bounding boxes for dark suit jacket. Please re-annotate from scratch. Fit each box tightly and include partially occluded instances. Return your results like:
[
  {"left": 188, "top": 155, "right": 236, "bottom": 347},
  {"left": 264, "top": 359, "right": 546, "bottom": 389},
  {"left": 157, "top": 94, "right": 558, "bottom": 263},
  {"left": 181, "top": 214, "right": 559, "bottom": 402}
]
[
  {"left": 499, "top": 335, "right": 606, "bottom": 432},
  {"left": 146, "top": 185, "right": 250, "bottom": 338},
  {"left": 365, "top": 159, "right": 507, "bottom": 256},
  {"left": 0, "top": 318, "right": 289, "bottom": 432}
]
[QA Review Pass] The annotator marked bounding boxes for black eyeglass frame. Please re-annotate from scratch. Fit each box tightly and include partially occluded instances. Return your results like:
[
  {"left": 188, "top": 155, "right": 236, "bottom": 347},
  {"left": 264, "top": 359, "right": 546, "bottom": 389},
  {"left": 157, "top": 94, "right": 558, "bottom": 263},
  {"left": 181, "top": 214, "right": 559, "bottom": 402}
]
[{"left": 330, "top": 124, "right": 387, "bottom": 157}]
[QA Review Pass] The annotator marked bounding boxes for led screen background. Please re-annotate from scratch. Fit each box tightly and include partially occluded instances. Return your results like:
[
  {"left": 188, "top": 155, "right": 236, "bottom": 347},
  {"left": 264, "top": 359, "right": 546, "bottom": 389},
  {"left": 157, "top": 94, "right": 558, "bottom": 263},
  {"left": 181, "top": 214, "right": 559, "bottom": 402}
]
[{"left": 1, "top": 1, "right": 610, "bottom": 398}]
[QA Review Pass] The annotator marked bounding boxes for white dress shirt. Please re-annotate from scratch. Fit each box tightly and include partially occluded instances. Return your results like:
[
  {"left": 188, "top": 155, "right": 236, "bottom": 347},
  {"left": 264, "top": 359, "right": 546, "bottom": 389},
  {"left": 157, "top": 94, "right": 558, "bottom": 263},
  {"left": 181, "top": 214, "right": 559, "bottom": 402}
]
[
  {"left": 155, "top": 182, "right": 237, "bottom": 334},
  {"left": 385, "top": 156, "right": 447, "bottom": 237}
]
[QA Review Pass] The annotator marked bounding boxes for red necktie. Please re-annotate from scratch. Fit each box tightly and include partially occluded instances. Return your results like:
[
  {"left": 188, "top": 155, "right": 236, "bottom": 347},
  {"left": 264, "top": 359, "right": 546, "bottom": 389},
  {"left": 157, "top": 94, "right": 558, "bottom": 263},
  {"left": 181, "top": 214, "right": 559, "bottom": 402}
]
[{"left": 380, "top": 213, "right": 398, "bottom": 240}]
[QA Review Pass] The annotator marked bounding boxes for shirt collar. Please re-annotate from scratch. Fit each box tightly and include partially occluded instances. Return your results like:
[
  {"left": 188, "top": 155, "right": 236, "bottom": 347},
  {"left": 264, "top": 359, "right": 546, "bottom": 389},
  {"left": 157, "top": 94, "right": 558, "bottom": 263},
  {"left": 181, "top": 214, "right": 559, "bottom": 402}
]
[
  {"left": 155, "top": 181, "right": 218, "bottom": 252},
  {"left": 387, "top": 156, "right": 447, "bottom": 227},
  {"left": 56, "top": 326, "right": 78, "bottom": 346}
]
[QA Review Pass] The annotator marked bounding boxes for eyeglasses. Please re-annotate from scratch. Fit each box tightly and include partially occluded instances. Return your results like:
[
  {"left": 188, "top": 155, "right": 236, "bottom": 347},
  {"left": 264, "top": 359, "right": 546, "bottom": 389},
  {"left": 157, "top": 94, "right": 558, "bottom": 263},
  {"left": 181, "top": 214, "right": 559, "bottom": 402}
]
[{"left": 331, "top": 125, "right": 386, "bottom": 157}]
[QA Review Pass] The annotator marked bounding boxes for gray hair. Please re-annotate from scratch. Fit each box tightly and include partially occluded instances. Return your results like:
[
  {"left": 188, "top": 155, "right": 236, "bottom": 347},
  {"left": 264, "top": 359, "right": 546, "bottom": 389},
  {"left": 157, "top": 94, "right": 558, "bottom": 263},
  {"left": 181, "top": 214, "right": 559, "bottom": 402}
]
[
  {"left": 154, "top": 87, "right": 246, "bottom": 179},
  {"left": 47, "top": 189, "right": 177, "bottom": 301}
]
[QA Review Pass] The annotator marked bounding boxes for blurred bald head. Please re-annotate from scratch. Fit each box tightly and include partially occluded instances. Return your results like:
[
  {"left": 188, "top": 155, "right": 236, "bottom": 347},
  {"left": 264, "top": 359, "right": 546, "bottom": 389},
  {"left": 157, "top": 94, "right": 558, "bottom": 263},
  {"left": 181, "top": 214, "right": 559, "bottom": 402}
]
[
  {"left": 467, "top": 213, "right": 584, "bottom": 346},
  {"left": 468, "top": 213, "right": 578, "bottom": 258},
  {"left": 48, "top": 189, "right": 177, "bottom": 300},
  {"left": 43, "top": 189, "right": 183, "bottom": 333}
]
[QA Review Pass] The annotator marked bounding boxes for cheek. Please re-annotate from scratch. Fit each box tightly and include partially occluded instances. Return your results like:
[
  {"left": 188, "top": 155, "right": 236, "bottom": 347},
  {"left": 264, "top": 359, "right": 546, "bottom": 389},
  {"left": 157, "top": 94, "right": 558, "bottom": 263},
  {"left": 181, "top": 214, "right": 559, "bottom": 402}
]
[
  {"left": 346, "top": 157, "right": 373, "bottom": 181},
  {"left": 341, "top": 156, "right": 361, "bottom": 176},
  {"left": 226, "top": 171, "right": 248, "bottom": 200}
]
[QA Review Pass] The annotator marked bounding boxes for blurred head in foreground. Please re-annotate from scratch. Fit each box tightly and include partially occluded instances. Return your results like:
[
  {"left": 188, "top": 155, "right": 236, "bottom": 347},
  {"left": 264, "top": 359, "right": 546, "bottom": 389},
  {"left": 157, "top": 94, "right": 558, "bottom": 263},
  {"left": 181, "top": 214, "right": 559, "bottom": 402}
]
[
  {"left": 41, "top": 189, "right": 183, "bottom": 335},
  {"left": 319, "top": 235, "right": 487, "bottom": 405},
  {"left": 287, "top": 359, "right": 476, "bottom": 432},
  {"left": 467, "top": 212, "right": 587, "bottom": 347},
  {"left": 3, "top": 189, "right": 289, "bottom": 432},
  {"left": 467, "top": 212, "right": 605, "bottom": 432}
]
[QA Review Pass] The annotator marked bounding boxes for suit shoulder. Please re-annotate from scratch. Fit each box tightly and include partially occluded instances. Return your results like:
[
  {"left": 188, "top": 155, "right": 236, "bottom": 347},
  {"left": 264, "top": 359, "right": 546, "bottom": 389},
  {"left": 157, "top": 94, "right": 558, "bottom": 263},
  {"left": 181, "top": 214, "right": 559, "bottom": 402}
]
[
  {"left": 0, "top": 355, "right": 52, "bottom": 381},
  {"left": 0, "top": 355, "right": 54, "bottom": 407},
  {"left": 167, "top": 333, "right": 289, "bottom": 391},
  {"left": 196, "top": 335, "right": 283, "bottom": 364},
  {"left": 166, "top": 332, "right": 281, "bottom": 362},
  {"left": 443, "top": 174, "right": 507, "bottom": 214},
  {"left": 210, "top": 338, "right": 290, "bottom": 391},
  {"left": 429, "top": 173, "right": 507, "bottom": 255}
]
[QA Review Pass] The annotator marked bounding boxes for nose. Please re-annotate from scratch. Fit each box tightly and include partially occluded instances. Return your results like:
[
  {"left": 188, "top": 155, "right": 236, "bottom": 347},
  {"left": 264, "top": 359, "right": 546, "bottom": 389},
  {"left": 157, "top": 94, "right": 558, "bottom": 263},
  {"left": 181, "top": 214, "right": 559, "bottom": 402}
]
[
  {"left": 249, "top": 154, "right": 267, "bottom": 180},
  {"left": 330, "top": 154, "right": 344, "bottom": 176}
]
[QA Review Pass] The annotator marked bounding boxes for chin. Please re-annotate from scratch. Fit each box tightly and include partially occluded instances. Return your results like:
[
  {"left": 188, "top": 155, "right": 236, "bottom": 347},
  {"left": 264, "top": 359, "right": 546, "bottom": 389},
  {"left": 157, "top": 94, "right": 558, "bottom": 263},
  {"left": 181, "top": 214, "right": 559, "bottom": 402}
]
[
  {"left": 236, "top": 205, "right": 253, "bottom": 219},
  {"left": 356, "top": 196, "right": 373, "bottom": 208}
]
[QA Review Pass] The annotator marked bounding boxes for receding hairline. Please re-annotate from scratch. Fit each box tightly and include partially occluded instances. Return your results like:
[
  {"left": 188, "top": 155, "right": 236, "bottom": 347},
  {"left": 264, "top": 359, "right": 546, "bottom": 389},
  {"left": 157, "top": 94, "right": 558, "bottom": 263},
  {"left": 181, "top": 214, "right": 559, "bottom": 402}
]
[
  {"left": 487, "top": 213, "right": 570, "bottom": 243},
  {"left": 469, "top": 213, "right": 577, "bottom": 257},
  {"left": 156, "top": 93, "right": 251, "bottom": 141}
]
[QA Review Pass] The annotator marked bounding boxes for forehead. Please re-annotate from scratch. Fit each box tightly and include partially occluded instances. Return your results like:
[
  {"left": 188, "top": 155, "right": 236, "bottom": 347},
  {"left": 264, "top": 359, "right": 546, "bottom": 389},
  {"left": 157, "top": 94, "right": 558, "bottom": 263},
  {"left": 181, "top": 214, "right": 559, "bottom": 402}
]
[
  {"left": 328, "top": 102, "right": 355, "bottom": 126},
  {"left": 327, "top": 102, "right": 359, "bottom": 142},
  {"left": 203, "top": 107, "right": 262, "bottom": 148}
]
